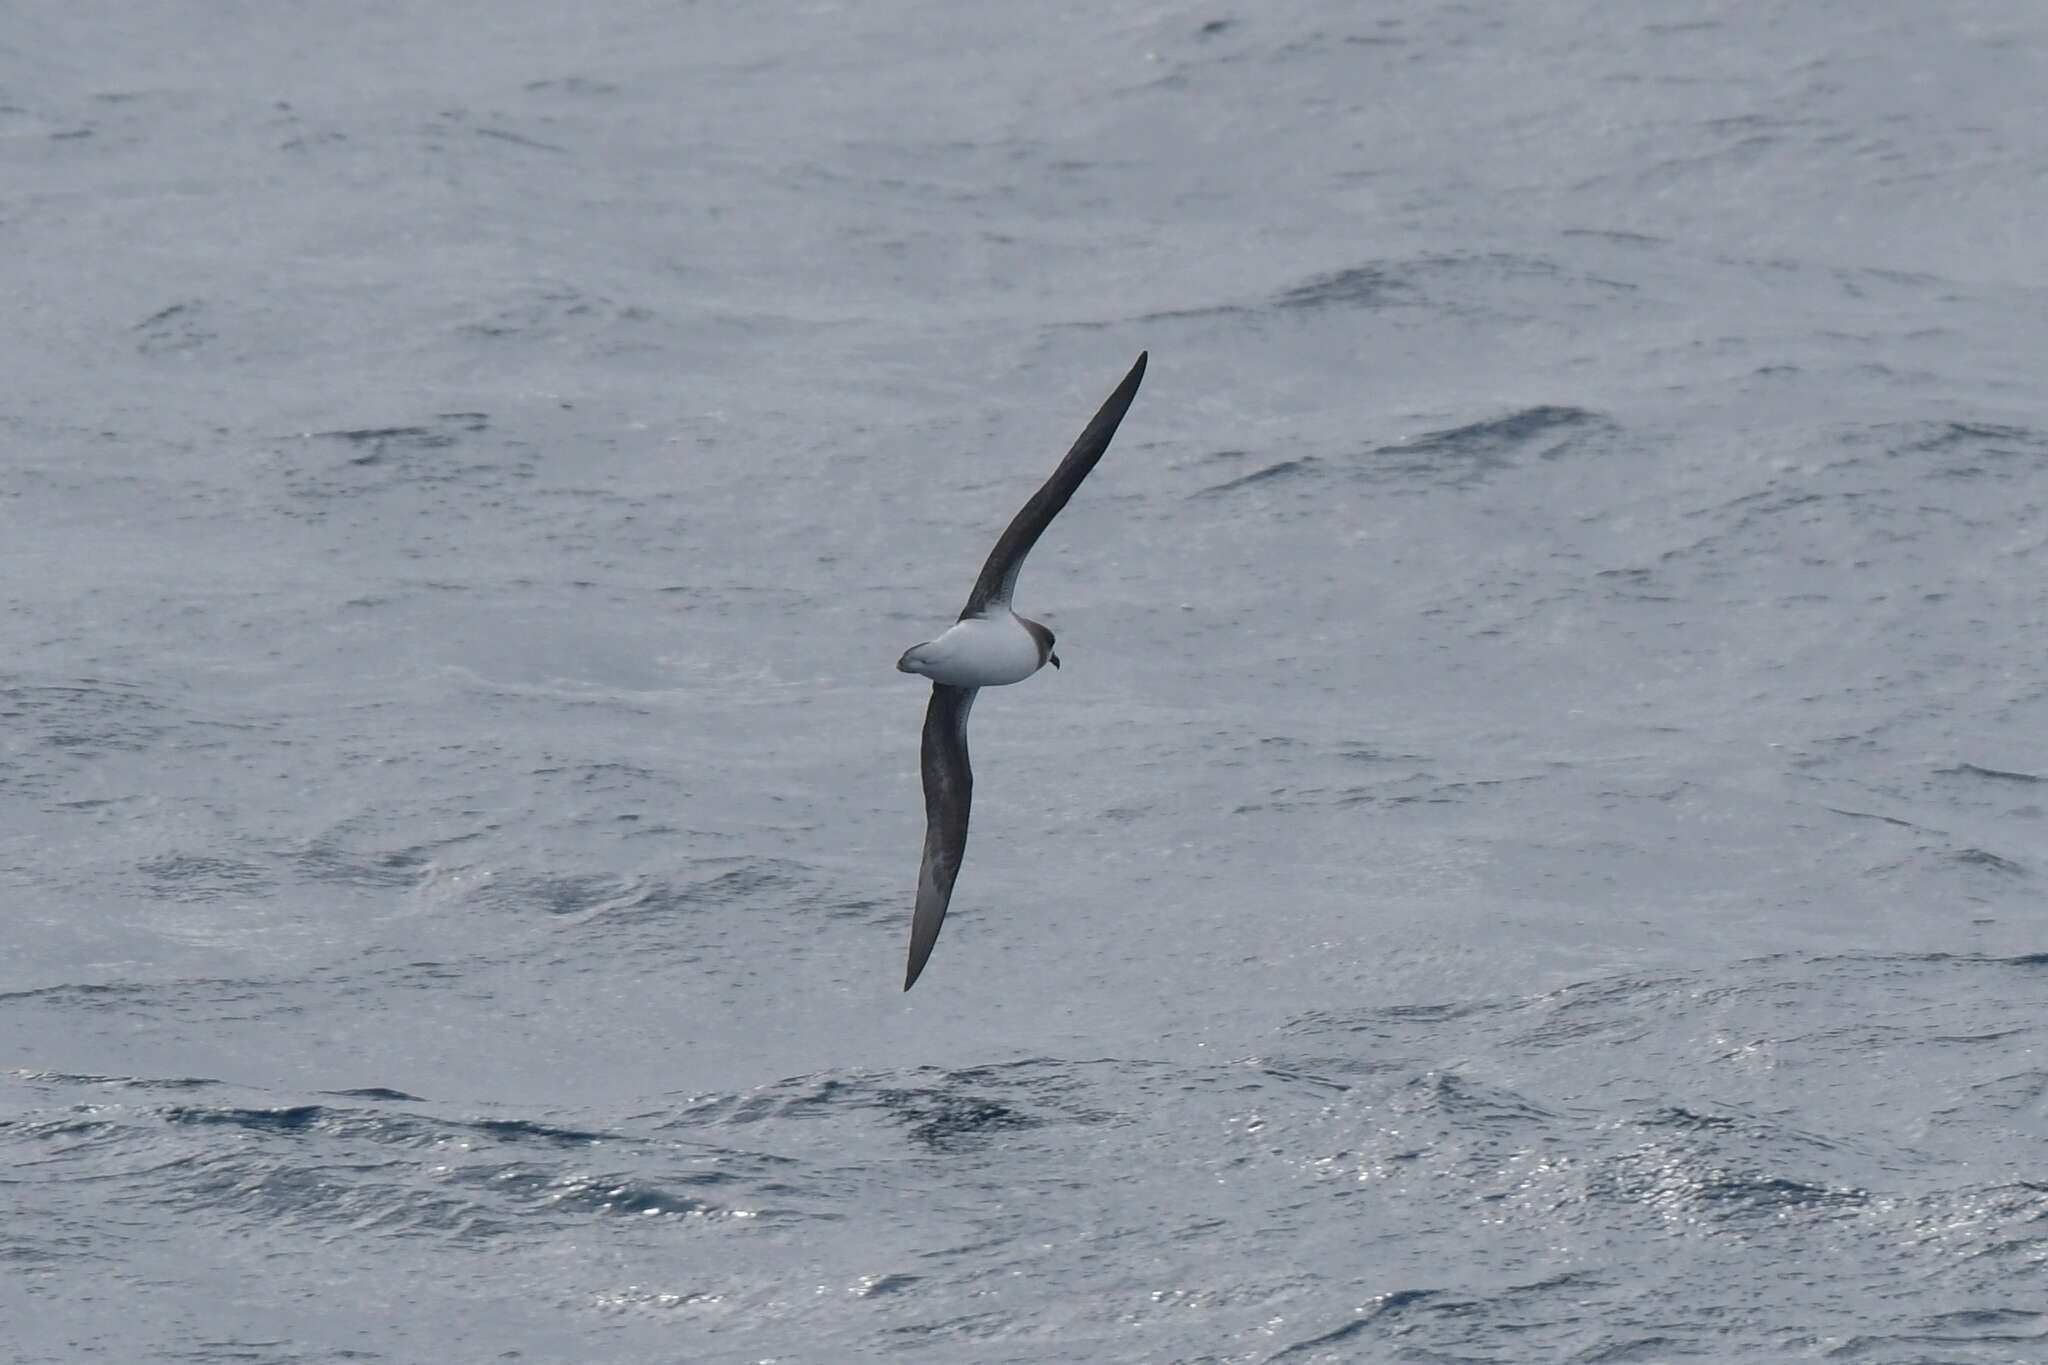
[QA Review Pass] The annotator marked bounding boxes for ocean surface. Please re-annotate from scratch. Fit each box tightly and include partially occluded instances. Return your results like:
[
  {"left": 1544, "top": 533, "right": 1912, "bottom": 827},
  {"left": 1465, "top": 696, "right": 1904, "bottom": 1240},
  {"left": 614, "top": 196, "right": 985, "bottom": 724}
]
[{"left": 7, "top": 2, "right": 2048, "bottom": 1361}]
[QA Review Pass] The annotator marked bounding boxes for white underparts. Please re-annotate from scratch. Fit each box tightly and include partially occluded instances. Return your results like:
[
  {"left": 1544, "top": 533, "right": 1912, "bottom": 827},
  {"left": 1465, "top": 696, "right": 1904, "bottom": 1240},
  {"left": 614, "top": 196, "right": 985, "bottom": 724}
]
[{"left": 898, "top": 611, "right": 1047, "bottom": 687}]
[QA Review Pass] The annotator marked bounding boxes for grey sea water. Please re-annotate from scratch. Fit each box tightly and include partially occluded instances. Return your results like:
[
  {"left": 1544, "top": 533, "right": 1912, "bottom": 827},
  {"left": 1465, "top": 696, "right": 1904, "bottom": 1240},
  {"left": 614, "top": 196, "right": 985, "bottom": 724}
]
[{"left": 6, "top": 2, "right": 2048, "bottom": 1361}]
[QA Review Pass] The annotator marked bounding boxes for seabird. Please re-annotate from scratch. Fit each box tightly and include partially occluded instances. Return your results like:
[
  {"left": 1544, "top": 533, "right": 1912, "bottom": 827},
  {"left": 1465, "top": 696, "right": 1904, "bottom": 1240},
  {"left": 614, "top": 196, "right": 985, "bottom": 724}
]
[{"left": 896, "top": 352, "right": 1148, "bottom": 990}]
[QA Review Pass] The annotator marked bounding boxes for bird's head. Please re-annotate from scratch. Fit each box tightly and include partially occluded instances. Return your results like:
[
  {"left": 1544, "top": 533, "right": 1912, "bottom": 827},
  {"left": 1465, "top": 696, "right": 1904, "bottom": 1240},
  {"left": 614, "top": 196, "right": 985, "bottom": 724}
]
[{"left": 1018, "top": 616, "right": 1058, "bottom": 672}]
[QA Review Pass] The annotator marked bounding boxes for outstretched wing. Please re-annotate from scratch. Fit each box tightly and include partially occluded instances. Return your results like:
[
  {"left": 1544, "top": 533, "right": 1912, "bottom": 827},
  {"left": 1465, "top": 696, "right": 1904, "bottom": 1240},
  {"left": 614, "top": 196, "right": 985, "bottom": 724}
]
[
  {"left": 960, "top": 352, "right": 1148, "bottom": 619},
  {"left": 906, "top": 683, "right": 977, "bottom": 989}
]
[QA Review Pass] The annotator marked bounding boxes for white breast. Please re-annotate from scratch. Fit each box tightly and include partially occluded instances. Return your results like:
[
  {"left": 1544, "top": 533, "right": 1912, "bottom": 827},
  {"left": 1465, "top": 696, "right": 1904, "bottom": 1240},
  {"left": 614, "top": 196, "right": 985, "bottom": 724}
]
[{"left": 897, "top": 613, "right": 1046, "bottom": 687}]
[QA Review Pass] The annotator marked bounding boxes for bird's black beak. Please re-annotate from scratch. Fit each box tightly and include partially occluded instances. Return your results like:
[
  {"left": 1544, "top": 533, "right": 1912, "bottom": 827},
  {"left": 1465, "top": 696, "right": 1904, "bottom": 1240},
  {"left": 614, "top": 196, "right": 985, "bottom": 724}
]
[{"left": 1048, "top": 652, "right": 1061, "bottom": 669}]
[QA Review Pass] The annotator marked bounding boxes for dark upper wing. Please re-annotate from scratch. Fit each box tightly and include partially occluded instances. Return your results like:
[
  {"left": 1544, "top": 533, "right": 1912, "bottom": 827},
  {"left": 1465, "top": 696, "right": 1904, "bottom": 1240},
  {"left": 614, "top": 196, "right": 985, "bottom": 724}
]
[
  {"left": 960, "top": 352, "right": 1148, "bottom": 619},
  {"left": 906, "top": 683, "right": 977, "bottom": 990}
]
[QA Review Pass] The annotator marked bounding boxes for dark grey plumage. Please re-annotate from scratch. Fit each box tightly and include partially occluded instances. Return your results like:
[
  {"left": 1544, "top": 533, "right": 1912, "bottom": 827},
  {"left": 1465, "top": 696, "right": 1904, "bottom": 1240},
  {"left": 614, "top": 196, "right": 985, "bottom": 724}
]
[
  {"left": 904, "top": 353, "right": 1147, "bottom": 990},
  {"left": 958, "top": 353, "right": 1149, "bottom": 619},
  {"left": 906, "top": 683, "right": 974, "bottom": 989}
]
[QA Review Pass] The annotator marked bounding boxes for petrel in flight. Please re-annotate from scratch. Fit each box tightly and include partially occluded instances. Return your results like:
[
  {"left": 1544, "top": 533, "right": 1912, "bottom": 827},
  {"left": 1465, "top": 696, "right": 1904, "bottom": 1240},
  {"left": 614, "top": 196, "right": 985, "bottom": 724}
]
[{"left": 895, "top": 353, "right": 1148, "bottom": 989}]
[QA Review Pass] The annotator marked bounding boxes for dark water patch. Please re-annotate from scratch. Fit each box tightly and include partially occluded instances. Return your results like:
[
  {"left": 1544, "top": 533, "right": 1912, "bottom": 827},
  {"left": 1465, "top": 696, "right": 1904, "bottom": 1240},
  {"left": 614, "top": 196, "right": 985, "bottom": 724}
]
[
  {"left": 1913, "top": 1308, "right": 2045, "bottom": 1333},
  {"left": 1508, "top": 972, "right": 1694, "bottom": 1050},
  {"left": 307, "top": 415, "right": 490, "bottom": 464},
  {"left": 1267, "top": 1288, "right": 1451, "bottom": 1359},
  {"left": 1831, "top": 1313, "right": 2048, "bottom": 1357},
  {"left": 157, "top": 1338, "right": 312, "bottom": 1363},
  {"left": 1577, "top": 1337, "right": 1687, "bottom": 1363},
  {"left": 897, "top": 1061, "right": 1121, "bottom": 1144},
  {"left": 1875, "top": 834, "right": 2031, "bottom": 896},
  {"left": 466, "top": 1117, "right": 610, "bottom": 1147},
  {"left": 881, "top": 1309, "right": 1015, "bottom": 1344},
  {"left": 100, "top": 1101, "right": 798, "bottom": 1236},
  {"left": 1940, "top": 762, "right": 2044, "bottom": 784},
  {"left": 17, "top": 1071, "right": 221, "bottom": 1092},
  {"left": 471, "top": 871, "right": 638, "bottom": 917},
  {"left": 454, "top": 284, "right": 647, "bottom": 342},
  {"left": 1947, "top": 848, "right": 2026, "bottom": 876},
  {"left": 490, "top": 859, "right": 818, "bottom": 925},
  {"left": 1272, "top": 251, "right": 1600, "bottom": 316},
  {"left": 1334, "top": 743, "right": 1426, "bottom": 764},
  {"left": 1255, "top": 1064, "right": 1355, "bottom": 1093},
  {"left": 1642, "top": 1106, "right": 1740, "bottom": 1133},
  {"left": 1396, "top": 1070, "right": 1557, "bottom": 1128},
  {"left": 474, "top": 124, "right": 568, "bottom": 153},
  {"left": 1133, "top": 300, "right": 1256, "bottom": 324},
  {"left": 1812, "top": 950, "right": 2048, "bottom": 973},
  {"left": 854, "top": 1272, "right": 921, "bottom": 1297},
  {"left": 1334, "top": 770, "right": 1546, "bottom": 811},
  {"left": 524, "top": 77, "right": 619, "bottom": 96},
  {"left": 137, "top": 852, "right": 276, "bottom": 902},
  {"left": 6, "top": 1112, "right": 128, "bottom": 1147},
  {"left": 0, "top": 677, "right": 173, "bottom": 762},
  {"left": 1284, "top": 998, "right": 1506, "bottom": 1040},
  {"left": 440, "top": 1163, "right": 722, "bottom": 1220},
  {"left": 1292, "top": 955, "right": 2048, "bottom": 1088},
  {"left": 1597, "top": 1144, "right": 1868, "bottom": 1225},
  {"left": 1940, "top": 1069, "right": 2048, "bottom": 1118},
  {"left": 166, "top": 1105, "right": 327, "bottom": 1134},
  {"left": 282, "top": 412, "right": 516, "bottom": 506},
  {"left": 631, "top": 860, "right": 809, "bottom": 914},
  {"left": 676, "top": 1074, "right": 864, "bottom": 1127},
  {"left": 159, "top": 1101, "right": 622, "bottom": 1154},
  {"left": 1193, "top": 456, "right": 1322, "bottom": 497},
  {"left": 1857, "top": 419, "right": 2048, "bottom": 491},
  {"left": 313, "top": 424, "right": 449, "bottom": 447},
  {"left": 1928, "top": 1028, "right": 2029, "bottom": 1044},
  {"left": 1824, "top": 805, "right": 1923, "bottom": 829},
  {"left": 134, "top": 299, "right": 212, "bottom": 354},
  {"left": 0, "top": 978, "right": 272, "bottom": 1017},
  {"left": 825, "top": 895, "right": 888, "bottom": 924},
  {"left": 1561, "top": 227, "right": 1667, "bottom": 248},
  {"left": 1628, "top": 1105, "right": 1845, "bottom": 1169},
  {"left": 143, "top": 1148, "right": 415, "bottom": 1226},
  {"left": 669, "top": 1059, "right": 1123, "bottom": 1151},
  {"left": 352, "top": 960, "right": 464, "bottom": 992},
  {"left": 1365, "top": 406, "right": 1616, "bottom": 486},
  {"left": 876, "top": 1088, "right": 1041, "bottom": 1152},
  {"left": 1694, "top": 1175, "right": 1867, "bottom": 1215},
  {"left": 0, "top": 1238, "right": 79, "bottom": 1267},
  {"left": 1593, "top": 565, "right": 1677, "bottom": 600},
  {"left": 1271, "top": 263, "right": 1421, "bottom": 312},
  {"left": 530, "top": 759, "right": 661, "bottom": 792},
  {"left": 288, "top": 841, "right": 437, "bottom": 889}
]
